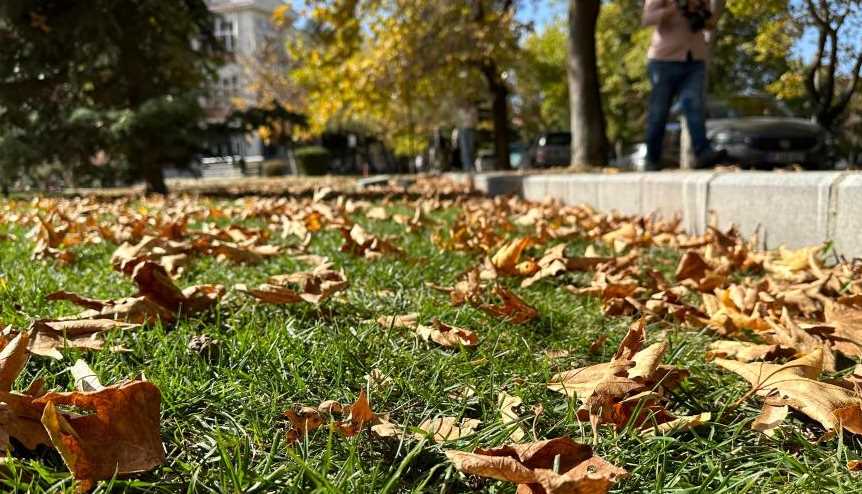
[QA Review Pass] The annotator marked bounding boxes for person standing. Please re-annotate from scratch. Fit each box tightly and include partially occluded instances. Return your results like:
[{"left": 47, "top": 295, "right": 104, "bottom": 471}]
[{"left": 642, "top": 0, "right": 725, "bottom": 170}]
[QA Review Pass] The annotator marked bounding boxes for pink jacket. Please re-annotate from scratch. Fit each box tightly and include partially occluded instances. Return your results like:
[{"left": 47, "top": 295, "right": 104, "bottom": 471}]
[{"left": 643, "top": 0, "right": 722, "bottom": 61}]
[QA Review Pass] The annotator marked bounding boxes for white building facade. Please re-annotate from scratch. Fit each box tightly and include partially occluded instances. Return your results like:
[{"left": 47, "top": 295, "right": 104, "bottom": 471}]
[{"left": 205, "top": 0, "right": 283, "bottom": 161}]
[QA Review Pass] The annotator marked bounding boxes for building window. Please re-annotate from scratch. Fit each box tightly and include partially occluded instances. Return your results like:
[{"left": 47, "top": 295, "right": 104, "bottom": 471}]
[{"left": 215, "top": 17, "right": 237, "bottom": 52}]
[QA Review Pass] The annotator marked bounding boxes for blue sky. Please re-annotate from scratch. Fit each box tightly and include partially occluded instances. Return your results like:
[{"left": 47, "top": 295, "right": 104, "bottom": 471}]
[{"left": 516, "top": 0, "right": 566, "bottom": 31}]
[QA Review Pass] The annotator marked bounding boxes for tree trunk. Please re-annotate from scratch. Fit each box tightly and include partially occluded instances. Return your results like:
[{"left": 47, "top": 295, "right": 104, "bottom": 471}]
[
  {"left": 481, "top": 63, "right": 512, "bottom": 171},
  {"left": 567, "top": 0, "right": 608, "bottom": 169},
  {"left": 143, "top": 164, "right": 168, "bottom": 195}
]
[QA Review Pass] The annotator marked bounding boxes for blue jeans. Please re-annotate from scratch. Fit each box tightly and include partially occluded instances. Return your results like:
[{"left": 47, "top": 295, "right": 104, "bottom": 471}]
[{"left": 645, "top": 59, "right": 710, "bottom": 166}]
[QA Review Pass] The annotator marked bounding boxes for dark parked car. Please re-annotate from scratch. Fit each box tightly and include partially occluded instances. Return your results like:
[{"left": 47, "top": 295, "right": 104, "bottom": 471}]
[
  {"left": 621, "top": 95, "right": 834, "bottom": 170},
  {"left": 708, "top": 96, "right": 832, "bottom": 169},
  {"left": 526, "top": 132, "right": 571, "bottom": 168}
]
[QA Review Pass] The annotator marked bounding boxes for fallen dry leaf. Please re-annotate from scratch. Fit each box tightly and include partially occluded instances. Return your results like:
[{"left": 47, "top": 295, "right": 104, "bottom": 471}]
[
  {"left": 705, "top": 340, "right": 791, "bottom": 363},
  {"left": 416, "top": 416, "right": 480, "bottom": 443},
  {"left": 498, "top": 391, "right": 526, "bottom": 442},
  {"left": 36, "top": 378, "right": 164, "bottom": 491},
  {"left": 479, "top": 287, "right": 538, "bottom": 325},
  {"left": 340, "top": 224, "right": 402, "bottom": 259},
  {"left": 236, "top": 263, "right": 348, "bottom": 305},
  {"left": 377, "top": 313, "right": 419, "bottom": 330},
  {"left": 446, "top": 436, "right": 627, "bottom": 494},
  {"left": 714, "top": 348, "right": 862, "bottom": 436},
  {"left": 548, "top": 320, "right": 689, "bottom": 438},
  {"left": 283, "top": 389, "right": 381, "bottom": 444},
  {"left": 417, "top": 319, "right": 478, "bottom": 348}
]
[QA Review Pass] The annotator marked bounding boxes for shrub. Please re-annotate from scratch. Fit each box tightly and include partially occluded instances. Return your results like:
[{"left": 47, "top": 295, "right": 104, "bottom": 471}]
[
  {"left": 294, "top": 146, "right": 331, "bottom": 176},
  {"left": 261, "top": 159, "right": 290, "bottom": 177}
]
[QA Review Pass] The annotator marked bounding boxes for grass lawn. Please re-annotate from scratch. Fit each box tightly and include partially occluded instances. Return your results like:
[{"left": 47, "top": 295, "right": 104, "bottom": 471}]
[{"left": 0, "top": 185, "right": 860, "bottom": 493}]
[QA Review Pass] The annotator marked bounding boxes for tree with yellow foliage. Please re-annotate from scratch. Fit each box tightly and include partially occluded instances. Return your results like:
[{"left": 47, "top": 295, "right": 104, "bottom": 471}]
[{"left": 284, "top": 0, "right": 525, "bottom": 169}]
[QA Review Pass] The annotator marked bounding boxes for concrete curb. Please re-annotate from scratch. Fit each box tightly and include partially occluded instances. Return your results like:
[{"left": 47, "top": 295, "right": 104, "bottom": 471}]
[{"left": 444, "top": 171, "right": 862, "bottom": 257}]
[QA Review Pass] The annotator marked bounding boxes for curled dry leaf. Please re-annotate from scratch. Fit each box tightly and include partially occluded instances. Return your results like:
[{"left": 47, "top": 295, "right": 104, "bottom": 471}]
[
  {"left": 377, "top": 313, "right": 419, "bottom": 330},
  {"left": 498, "top": 391, "right": 526, "bottom": 442},
  {"left": 0, "top": 331, "right": 52, "bottom": 453},
  {"left": 479, "top": 287, "right": 538, "bottom": 325},
  {"left": 765, "top": 308, "right": 836, "bottom": 372},
  {"left": 0, "top": 350, "right": 163, "bottom": 490},
  {"left": 111, "top": 235, "right": 191, "bottom": 276},
  {"left": 28, "top": 320, "right": 133, "bottom": 360},
  {"left": 415, "top": 416, "right": 481, "bottom": 443},
  {"left": 416, "top": 319, "right": 478, "bottom": 348},
  {"left": 714, "top": 348, "right": 862, "bottom": 436},
  {"left": 548, "top": 320, "right": 690, "bottom": 438},
  {"left": 187, "top": 334, "right": 221, "bottom": 360},
  {"left": 46, "top": 260, "right": 223, "bottom": 325},
  {"left": 283, "top": 389, "right": 382, "bottom": 444},
  {"left": 36, "top": 378, "right": 165, "bottom": 491},
  {"left": 445, "top": 436, "right": 627, "bottom": 494},
  {"left": 340, "top": 224, "right": 402, "bottom": 259},
  {"left": 490, "top": 237, "right": 536, "bottom": 276},
  {"left": 364, "top": 368, "right": 393, "bottom": 389},
  {"left": 705, "top": 340, "right": 790, "bottom": 363},
  {"left": 236, "top": 263, "right": 348, "bottom": 305},
  {"left": 824, "top": 302, "right": 862, "bottom": 359},
  {"left": 0, "top": 332, "right": 30, "bottom": 392},
  {"left": 427, "top": 269, "right": 483, "bottom": 306},
  {"left": 640, "top": 412, "right": 712, "bottom": 437},
  {"left": 521, "top": 243, "right": 611, "bottom": 288}
]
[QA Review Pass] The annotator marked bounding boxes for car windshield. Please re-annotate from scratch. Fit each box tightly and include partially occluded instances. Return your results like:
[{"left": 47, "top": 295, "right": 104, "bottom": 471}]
[
  {"left": 539, "top": 133, "right": 571, "bottom": 146},
  {"left": 709, "top": 97, "right": 793, "bottom": 119}
]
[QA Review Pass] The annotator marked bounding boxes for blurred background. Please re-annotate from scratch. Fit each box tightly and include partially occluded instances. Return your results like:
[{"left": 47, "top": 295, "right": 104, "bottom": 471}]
[{"left": 0, "top": 0, "right": 860, "bottom": 194}]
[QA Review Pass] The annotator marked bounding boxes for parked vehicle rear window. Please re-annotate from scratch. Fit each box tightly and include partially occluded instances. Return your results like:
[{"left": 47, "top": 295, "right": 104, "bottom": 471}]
[
  {"left": 539, "top": 133, "right": 571, "bottom": 146},
  {"left": 709, "top": 97, "right": 792, "bottom": 119}
]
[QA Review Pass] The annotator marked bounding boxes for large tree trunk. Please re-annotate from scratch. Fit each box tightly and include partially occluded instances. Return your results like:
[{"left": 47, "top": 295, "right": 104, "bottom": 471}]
[
  {"left": 567, "top": 0, "right": 608, "bottom": 169},
  {"left": 481, "top": 63, "right": 512, "bottom": 171},
  {"left": 142, "top": 164, "right": 168, "bottom": 195}
]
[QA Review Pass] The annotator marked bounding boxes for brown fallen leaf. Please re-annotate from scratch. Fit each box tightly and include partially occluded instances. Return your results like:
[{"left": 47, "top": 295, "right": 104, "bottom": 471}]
[
  {"left": 490, "top": 238, "right": 535, "bottom": 275},
  {"left": 675, "top": 250, "right": 713, "bottom": 283},
  {"left": 427, "top": 269, "right": 484, "bottom": 307},
  {"left": 714, "top": 348, "right": 862, "bottom": 436},
  {"left": 548, "top": 319, "right": 689, "bottom": 438},
  {"left": 0, "top": 332, "right": 30, "bottom": 392},
  {"left": 445, "top": 437, "right": 627, "bottom": 494},
  {"left": 370, "top": 416, "right": 404, "bottom": 438},
  {"left": 47, "top": 294, "right": 175, "bottom": 325},
  {"left": 520, "top": 242, "right": 613, "bottom": 288},
  {"left": 0, "top": 332, "right": 51, "bottom": 452},
  {"left": 479, "top": 287, "right": 538, "bottom": 325},
  {"left": 340, "top": 224, "right": 402, "bottom": 259},
  {"left": 111, "top": 236, "right": 191, "bottom": 276},
  {"left": 284, "top": 389, "right": 381, "bottom": 444},
  {"left": 236, "top": 263, "right": 348, "bottom": 305},
  {"left": 187, "top": 334, "right": 221, "bottom": 360},
  {"left": 415, "top": 416, "right": 481, "bottom": 443},
  {"left": 36, "top": 377, "right": 164, "bottom": 492},
  {"left": 364, "top": 368, "right": 393, "bottom": 389},
  {"left": 377, "top": 313, "right": 419, "bottom": 330},
  {"left": 47, "top": 261, "right": 223, "bottom": 324},
  {"left": 705, "top": 340, "right": 791, "bottom": 363},
  {"left": 824, "top": 302, "right": 862, "bottom": 359},
  {"left": 417, "top": 319, "right": 478, "bottom": 348},
  {"left": 498, "top": 391, "right": 526, "bottom": 442},
  {"left": 640, "top": 412, "right": 712, "bottom": 437},
  {"left": 765, "top": 309, "right": 836, "bottom": 372}
]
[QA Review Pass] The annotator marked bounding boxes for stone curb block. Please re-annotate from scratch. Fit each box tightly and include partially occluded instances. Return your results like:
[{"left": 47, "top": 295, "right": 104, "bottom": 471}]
[{"left": 457, "top": 170, "right": 862, "bottom": 257}]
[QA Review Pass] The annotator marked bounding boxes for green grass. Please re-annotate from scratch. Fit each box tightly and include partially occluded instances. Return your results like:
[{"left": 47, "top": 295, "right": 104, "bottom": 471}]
[{"left": 0, "top": 196, "right": 861, "bottom": 493}]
